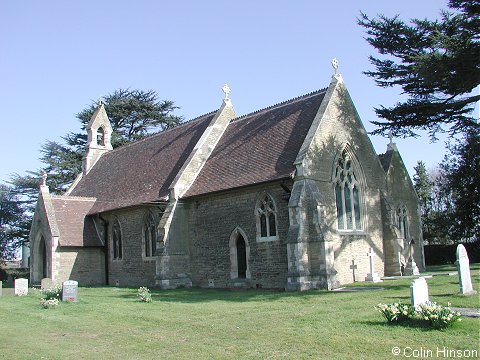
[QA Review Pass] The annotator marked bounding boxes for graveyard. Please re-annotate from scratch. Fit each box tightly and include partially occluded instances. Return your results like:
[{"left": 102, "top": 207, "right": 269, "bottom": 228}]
[{"left": 0, "top": 263, "right": 478, "bottom": 359}]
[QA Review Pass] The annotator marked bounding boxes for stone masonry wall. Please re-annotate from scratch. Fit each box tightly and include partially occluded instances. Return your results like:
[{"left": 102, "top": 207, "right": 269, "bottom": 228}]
[
  {"left": 386, "top": 150, "right": 425, "bottom": 271},
  {"left": 107, "top": 207, "right": 159, "bottom": 287},
  {"left": 187, "top": 182, "right": 291, "bottom": 289},
  {"left": 301, "top": 81, "right": 387, "bottom": 286},
  {"left": 57, "top": 247, "right": 105, "bottom": 285}
]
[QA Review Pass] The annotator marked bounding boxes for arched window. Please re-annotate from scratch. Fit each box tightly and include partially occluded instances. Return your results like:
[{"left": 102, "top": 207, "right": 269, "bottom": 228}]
[
  {"left": 397, "top": 205, "right": 408, "bottom": 240},
  {"left": 143, "top": 214, "right": 157, "bottom": 258},
  {"left": 97, "top": 127, "right": 105, "bottom": 146},
  {"left": 334, "top": 149, "right": 363, "bottom": 231},
  {"left": 256, "top": 194, "right": 278, "bottom": 241},
  {"left": 112, "top": 220, "right": 122, "bottom": 260}
]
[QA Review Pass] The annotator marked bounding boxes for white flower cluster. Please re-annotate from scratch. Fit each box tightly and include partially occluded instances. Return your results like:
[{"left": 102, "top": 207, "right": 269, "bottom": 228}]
[
  {"left": 137, "top": 287, "right": 152, "bottom": 303},
  {"left": 376, "top": 301, "right": 461, "bottom": 329},
  {"left": 40, "top": 298, "right": 60, "bottom": 309}
]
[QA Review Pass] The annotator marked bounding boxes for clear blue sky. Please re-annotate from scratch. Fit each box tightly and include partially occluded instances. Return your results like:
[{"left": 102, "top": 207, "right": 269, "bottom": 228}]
[{"left": 0, "top": 0, "right": 464, "bottom": 184}]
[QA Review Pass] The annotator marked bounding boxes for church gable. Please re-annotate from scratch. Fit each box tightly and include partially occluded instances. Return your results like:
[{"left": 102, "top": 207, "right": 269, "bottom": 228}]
[
  {"left": 50, "top": 196, "right": 102, "bottom": 247},
  {"left": 294, "top": 76, "right": 385, "bottom": 185}
]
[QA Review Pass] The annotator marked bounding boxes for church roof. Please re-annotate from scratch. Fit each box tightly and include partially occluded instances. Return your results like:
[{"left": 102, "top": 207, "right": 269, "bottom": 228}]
[
  {"left": 185, "top": 89, "right": 327, "bottom": 197},
  {"left": 51, "top": 196, "right": 102, "bottom": 247},
  {"left": 69, "top": 112, "right": 216, "bottom": 213},
  {"left": 68, "top": 88, "right": 327, "bottom": 212}
]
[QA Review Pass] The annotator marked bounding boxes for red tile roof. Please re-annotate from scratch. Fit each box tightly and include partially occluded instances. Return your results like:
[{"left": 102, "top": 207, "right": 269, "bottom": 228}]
[
  {"left": 51, "top": 196, "right": 102, "bottom": 247},
  {"left": 185, "top": 89, "right": 327, "bottom": 197},
  {"left": 69, "top": 112, "right": 216, "bottom": 213}
]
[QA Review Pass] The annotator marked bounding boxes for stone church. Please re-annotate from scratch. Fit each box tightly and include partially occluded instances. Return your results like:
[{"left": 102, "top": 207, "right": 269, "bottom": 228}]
[{"left": 29, "top": 72, "right": 425, "bottom": 290}]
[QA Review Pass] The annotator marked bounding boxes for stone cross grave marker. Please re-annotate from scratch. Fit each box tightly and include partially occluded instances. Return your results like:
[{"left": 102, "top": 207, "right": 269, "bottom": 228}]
[
  {"left": 456, "top": 244, "right": 477, "bottom": 295},
  {"left": 62, "top": 280, "right": 78, "bottom": 302},
  {"left": 14, "top": 278, "right": 28, "bottom": 296},
  {"left": 350, "top": 260, "right": 358, "bottom": 282},
  {"left": 410, "top": 277, "right": 429, "bottom": 307},
  {"left": 41, "top": 278, "right": 53, "bottom": 290},
  {"left": 365, "top": 248, "right": 381, "bottom": 282}
]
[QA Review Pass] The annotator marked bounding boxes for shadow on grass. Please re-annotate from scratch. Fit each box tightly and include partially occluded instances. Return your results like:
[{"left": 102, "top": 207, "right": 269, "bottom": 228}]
[
  {"left": 358, "top": 319, "right": 437, "bottom": 331},
  {"left": 140, "top": 287, "right": 341, "bottom": 303}
]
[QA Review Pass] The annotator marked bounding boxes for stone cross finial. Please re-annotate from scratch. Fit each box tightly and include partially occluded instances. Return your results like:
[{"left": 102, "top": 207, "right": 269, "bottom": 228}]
[
  {"left": 388, "top": 130, "right": 393, "bottom": 144},
  {"left": 331, "top": 58, "right": 339, "bottom": 75},
  {"left": 40, "top": 171, "right": 47, "bottom": 186},
  {"left": 98, "top": 97, "right": 104, "bottom": 106},
  {"left": 222, "top": 84, "right": 231, "bottom": 100}
]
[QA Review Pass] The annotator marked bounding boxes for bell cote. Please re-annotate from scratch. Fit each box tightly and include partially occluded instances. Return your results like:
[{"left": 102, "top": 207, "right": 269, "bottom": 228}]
[{"left": 83, "top": 100, "right": 113, "bottom": 174}]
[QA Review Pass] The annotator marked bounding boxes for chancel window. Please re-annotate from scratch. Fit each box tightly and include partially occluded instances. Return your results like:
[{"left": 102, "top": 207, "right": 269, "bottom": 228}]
[
  {"left": 256, "top": 194, "right": 278, "bottom": 241},
  {"left": 397, "top": 206, "right": 408, "bottom": 239},
  {"left": 112, "top": 220, "right": 123, "bottom": 260},
  {"left": 334, "top": 149, "right": 363, "bottom": 231},
  {"left": 143, "top": 214, "right": 157, "bottom": 258}
]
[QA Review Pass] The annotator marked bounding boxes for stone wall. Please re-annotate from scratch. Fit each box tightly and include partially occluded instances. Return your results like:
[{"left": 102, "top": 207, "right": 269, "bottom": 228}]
[
  {"left": 187, "top": 182, "right": 291, "bottom": 289},
  {"left": 385, "top": 150, "right": 425, "bottom": 271},
  {"left": 56, "top": 247, "right": 105, "bottom": 285},
  {"left": 291, "top": 79, "right": 388, "bottom": 287},
  {"left": 107, "top": 206, "right": 159, "bottom": 287}
]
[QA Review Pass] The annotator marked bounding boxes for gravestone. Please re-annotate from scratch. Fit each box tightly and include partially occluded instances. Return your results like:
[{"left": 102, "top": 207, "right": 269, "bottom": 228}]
[
  {"left": 350, "top": 260, "right": 357, "bottom": 282},
  {"left": 14, "top": 278, "right": 28, "bottom": 296},
  {"left": 404, "top": 240, "right": 420, "bottom": 276},
  {"left": 62, "top": 280, "right": 78, "bottom": 302},
  {"left": 0, "top": 281, "right": 2, "bottom": 297},
  {"left": 41, "top": 278, "right": 53, "bottom": 290},
  {"left": 456, "top": 244, "right": 477, "bottom": 296},
  {"left": 410, "top": 277, "right": 429, "bottom": 307},
  {"left": 365, "top": 248, "right": 381, "bottom": 282}
]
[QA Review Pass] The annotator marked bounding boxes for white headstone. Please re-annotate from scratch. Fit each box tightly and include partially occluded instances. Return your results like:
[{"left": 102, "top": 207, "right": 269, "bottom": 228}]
[
  {"left": 365, "top": 248, "right": 381, "bottom": 282},
  {"left": 62, "top": 280, "right": 78, "bottom": 302},
  {"left": 14, "top": 278, "right": 28, "bottom": 296},
  {"left": 410, "top": 277, "right": 429, "bottom": 307},
  {"left": 456, "top": 244, "right": 477, "bottom": 295},
  {"left": 41, "top": 278, "right": 53, "bottom": 290},
  {"left": 0, "top": 281, "right": 2, "bottom": 296}
]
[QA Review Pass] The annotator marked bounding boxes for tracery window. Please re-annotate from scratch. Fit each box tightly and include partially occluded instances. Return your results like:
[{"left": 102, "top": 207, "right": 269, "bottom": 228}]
[
  {"left": 334, "top": 149, "right": 363, "bottom": 231},
  {"left": 112, "top": 219, "right": 123, "bottom": 260},
  {"left": 143, "top": 214, "right": 157, "bottom": 258},
  {"left": 256, "top": 194, "right": 278, "bottom": 241}
]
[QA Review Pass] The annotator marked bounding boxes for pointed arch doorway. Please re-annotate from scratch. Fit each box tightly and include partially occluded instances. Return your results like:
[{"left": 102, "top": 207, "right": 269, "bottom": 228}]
[
  {"left": 33, "top": 235, "right": 48, "bottom": 283},
  {"left": 229, "top": 227, "right": 251, "bottom": 280}
]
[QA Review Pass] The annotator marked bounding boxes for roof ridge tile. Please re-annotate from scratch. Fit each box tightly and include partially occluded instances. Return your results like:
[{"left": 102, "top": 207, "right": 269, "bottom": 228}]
[
  {"left": 104, "top": 110, "right": 218, "bottom": 154},
  {"left": 231, "top": 88, "right": 328, "bottom": 123}
]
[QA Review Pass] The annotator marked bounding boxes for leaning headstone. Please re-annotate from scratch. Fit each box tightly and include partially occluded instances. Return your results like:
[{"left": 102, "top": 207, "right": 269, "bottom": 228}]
[
  {"left": 41, "top": 278, "right": 53, "bottom": 290},
  {"left": 62, "top": 280, "right": 78, "bottom": 302},
  {"left": 14, "top": 278, "right": 28, "bottom": 296},
  {"left": 410, "top": 277, "right": 429, "bottom": 307},
  {"left": 365, "top": 248, "right": 381, "bottom": 282},
  {"left": 456, "top": 244, "right": 477, "bottom": 296}
]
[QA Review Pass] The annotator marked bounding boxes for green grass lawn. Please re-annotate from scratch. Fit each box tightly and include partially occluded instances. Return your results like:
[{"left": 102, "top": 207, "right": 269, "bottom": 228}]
[{"left": 0, "top": 267, "right": 478, "bottom": 360}]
